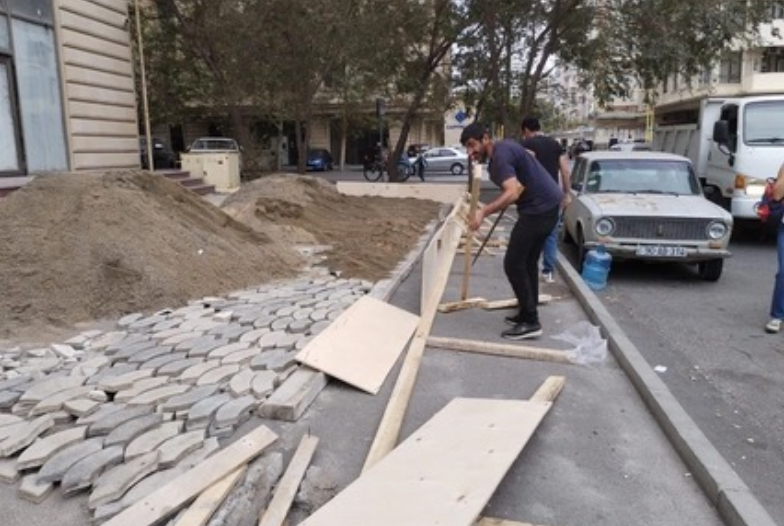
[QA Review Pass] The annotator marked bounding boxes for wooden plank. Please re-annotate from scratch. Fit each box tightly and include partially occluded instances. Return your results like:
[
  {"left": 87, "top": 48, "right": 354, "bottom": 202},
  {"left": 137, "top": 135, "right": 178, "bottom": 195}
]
[
  {"left": 363, "top": 207, "right": 466, "bottom": 471},
  {"left": 302, "top": 398, "right": 552, "bottom": 526},
  {"left": 335, "top": 181, "right": 466, "bottom": 204},
  {"left": 102, "top": 425, "right": 277, "bottom": 526},
  {"left": 172, "top": 466, "right": 247, "bottom": 526},
  {"left": 437, "top": 297, "right": 486, "bottom": 313},
  {"left": 258, "top": 435, "right": 319, "bottom": 526},
  {"left": 477, "top": 519, "right": 549, "bottom": 526},
  {"left": 425, "top": 337, "right": 571, "bottom": 364},
  {"left": 461, "top": 166, "right": 483, "bottom": 300},
  {"left": 66, "top": 83, "right": 137, "bottom": 107},
  {"left": 258, "top": 368, "right": 327, "bottom": 422},
  {"left": 295, "top": 296, "right": 420, "bottom": 394},
  {"left": 60, "top": 9, "right": 132, "bottom": 44},
  {"left": 421, "top": 196, "right": 467, "bottom": 314},
  {"left": 530, "top": 375, "right": 566, "bottom": 403},
  {"left": 60, "top": 27, "right": 132, "bottom": 61},
  {"left": 66, "top": 64, "right": 134, "bottom": 91},
  {"left": 479, "top": 295, "right": 555, "bottom": 310},
  {"left": 60, "top": 0, "right": 128, "bottom": 28}
]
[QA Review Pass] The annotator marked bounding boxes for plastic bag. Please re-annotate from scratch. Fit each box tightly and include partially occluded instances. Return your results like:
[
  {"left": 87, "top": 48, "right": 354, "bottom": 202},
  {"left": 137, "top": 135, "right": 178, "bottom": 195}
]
[{"left": 551, "top": 321, "right": 608, "bottom": 366}]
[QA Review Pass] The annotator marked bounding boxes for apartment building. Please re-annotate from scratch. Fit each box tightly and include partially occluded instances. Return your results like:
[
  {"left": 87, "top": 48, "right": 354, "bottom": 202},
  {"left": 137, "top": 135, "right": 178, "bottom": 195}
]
[{"left": 0, "top": 0, "right": 139, "bottom": 180}]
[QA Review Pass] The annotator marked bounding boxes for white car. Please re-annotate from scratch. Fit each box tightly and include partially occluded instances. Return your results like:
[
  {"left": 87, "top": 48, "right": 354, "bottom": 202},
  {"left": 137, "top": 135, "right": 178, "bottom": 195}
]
[
  {"left": 420, "top": 146, "right": 468, "bottom": 175},
  {"left": 188, "top": 137, "right": 243, "bottom": 173},
  {"left": 563, "top": 151, "right": 733, "bottom": 281}
]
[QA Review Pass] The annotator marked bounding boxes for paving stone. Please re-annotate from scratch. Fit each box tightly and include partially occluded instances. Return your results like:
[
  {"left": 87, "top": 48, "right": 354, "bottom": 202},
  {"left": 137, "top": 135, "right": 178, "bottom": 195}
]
[
  {"left": 0, "top": 391, "right": 22, "bottom": 410},
  {"left": 0, "top": 375, "right": 32, "bottom": 392},
  {"left": 19, "top": 473, "right": 53, "bottom": 503},
  {"left": 250, "top": 349, "right": 298, "bottom": 372},
  {"left": 88, "top": 405, "right": 152, "bottom": 436},
  {"left": 89, "top": 450, "right": 160, "bottom": 509},
  {"left": 251, "top": 371, "right": 279, "bottom": 399},
  {"left": 38, "top": 437, "right": 105, "bottom": 483},
  {"left": 109, "top": 340, "right": 160, "bottom": 363},
  {"left": 309, "top": 320, "right": 331, "bottom": 336},
  {"left": 30, "top": 385, "right": 94, "bottom": 416},
  {"left": 0, "top": 414, "right": 23, "bottom": 428},
  {"left": 275, "top": 333, "right": 302, "bottom": 351},
  {"left": 129, "top": 314, "right": 168, "bottom": 331},
  {"left": 221, "top": 348, "right": 261, "bottom": 366},
  {"left": 158, "top": 357, "right": 204, "bottom": 376},
  {"left": 257, "top": 331, "right": 290, "bottom": 351},
  {"left": 114, "top": 377, "right": 171, "bottom": 403},
  {"left": 0, "top": 415, "right": 54, "bottom": 456},
  {"left": 160, "top": 384, "right": 220, "bottom": 413},
  {"left": 180, "top": 317, "right": 222, "bottom": 332},
  {"left": 16, "top": 357, "right": 61, "bottom": 376},
  {"left": 86, "top": 362, "right": 139, "bottom": 386},
  {"left": 125, "top": 421, "right": 183, "bottom": 461},
  {"left": 127, "top": 384, "right": 190, "bottom": 406},
  {"left": 288, "top": 318, "right": 312, "bottom": 334},
  {"left": 238, "top": 328, "right": 270, "bottom": 344},
  {"left": 327, "top": 309, "right": 344, "bottom": 321},
  {"left": 207, "top": 341, "right": 251, "bottom": 359},
  {"left": 63, "top": 397, "right": 100, "bottom": 418},
  {"left": 77, "top": 402, "right": 124, "bottom": 426},
  {"left": 196, "top": 364, "right": 240, "bottom": 386},
  {"left": 0, "top": 457, "right": 19, "bottom": 483},
  {"left": 105, "top": 414, "right": 163, "bottom": 447},
  {"left": 179, "top": 359, "right": 223, "bottom": 384},
  {"left": 213, "top": 310, "right": 233, "bottom": 323},
  {"left": 161, "top": 331, "right": 205, "bottom": 347},
  {"left": 271, "top": 317, "right": 295, "bottom": 332},
  {"left": 249, "top": 314, "right": 277, "bottom": 328},
  {"left": 117, "top": 313, "right": 144, "bottom": 329},
  {"left": 106, "top": 333, "right": 152, "bottom": 354},
  {"left": 50, "top": 343, "right": 77, "bottom": 359},
  {"left": 19, "top": 375, "right": 87, "bottom": 405},
  {"left": 128, "top": 345, "right": 174, "bottom": 364},
  {"left": 99, "top": 369, "right": 154, "bottom": 392},
  {"left": 214, "top": 395, "right": 257, "bottom": 428},
  {"left": 186, "top": 393, "right": 232, "bottom": 430},
  {"left": 156, "top": 429, "right": 206, "bottom": 468},
  {"left": 140, "top": 351, "right": 188, "bottom": 372},
  {"left": 228, "top": 369, "right": 256, "bottom": 397},
  {"left": 208, "top": 323, "right": 246, "bottom": 342},
  {"left": 88, "top": 390, "right": 109, "bottom": 403},
  {"left": 186, "top": 337, "right": 229, "bottom": 358},
  {"left": 151, "top": 318, "right": 182, "bottom": 333},
  {"left": 71, "top": 356, "right": 111, "bottom": 378},
  {"left": 61, "top": 445, "right": 124, "bottom": 496}
]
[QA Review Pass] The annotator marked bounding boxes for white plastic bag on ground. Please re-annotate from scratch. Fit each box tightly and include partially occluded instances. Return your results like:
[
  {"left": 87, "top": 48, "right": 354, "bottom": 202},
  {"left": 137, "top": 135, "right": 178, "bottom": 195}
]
[{"left": 551, "top": 321, "right": 608, "bottom": 366}]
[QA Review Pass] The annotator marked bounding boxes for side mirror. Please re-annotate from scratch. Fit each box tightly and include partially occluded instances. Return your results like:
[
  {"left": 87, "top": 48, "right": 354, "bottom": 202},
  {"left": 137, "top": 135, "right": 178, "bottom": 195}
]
[
  {"left": 571, "top": 182, "right": 583, "bottom": 193},
  {"left": 713, "top": 121, "right": 730, "bottom": 145}
]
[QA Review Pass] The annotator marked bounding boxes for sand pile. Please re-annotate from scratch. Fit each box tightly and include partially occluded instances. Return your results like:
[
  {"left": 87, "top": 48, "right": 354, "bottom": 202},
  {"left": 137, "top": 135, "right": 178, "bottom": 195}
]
[
  {"left": 0, "top": 171, "right": 303, "bottom": 338},
  {"left": 221, "top": 174, "right": 442, "bottom": 282}
]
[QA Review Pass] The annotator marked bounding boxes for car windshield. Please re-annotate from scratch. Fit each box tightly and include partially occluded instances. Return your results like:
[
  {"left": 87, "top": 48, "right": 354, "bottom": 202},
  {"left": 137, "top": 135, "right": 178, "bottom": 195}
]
[
  {"left": 744, "top": 101, "right": 784, "bottom": 145},
  {"left": 192, "top": 138, "right": 236, "bottom": 150},
  {"left": 307, "top": 150, "right": 325, "bottom": 160},
  {"left": 584, "top": 159, "right": 700, "bottom": 196}
]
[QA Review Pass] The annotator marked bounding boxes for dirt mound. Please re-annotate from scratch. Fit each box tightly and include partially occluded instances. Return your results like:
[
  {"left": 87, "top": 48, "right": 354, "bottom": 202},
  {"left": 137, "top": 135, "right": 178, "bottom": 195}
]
[
  {"left": 0, "top": 171, "right": 303, "bottom": 338},
  {"left": 221, "top": 174, "right": 442, "bottom": 282}
]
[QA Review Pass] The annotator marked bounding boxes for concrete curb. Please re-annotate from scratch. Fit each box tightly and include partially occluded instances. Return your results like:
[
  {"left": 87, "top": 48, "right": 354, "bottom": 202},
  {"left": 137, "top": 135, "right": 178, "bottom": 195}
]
[{"left": 556, "top": 253, "right": 778, "bottom": 526}]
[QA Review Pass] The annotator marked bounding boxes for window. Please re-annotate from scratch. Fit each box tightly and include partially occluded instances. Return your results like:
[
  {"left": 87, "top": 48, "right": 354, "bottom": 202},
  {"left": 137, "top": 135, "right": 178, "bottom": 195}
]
[
  {"left": 6, "top": 0, "right": 53, "bottom": 25},
  {"left": 744, "top": 101, "right": 784, "bottom": 145},
  {"left": 719, "top": 51, "right": 742, "bottom": 83},
  {"left": 761, "top": 47, "right": 784, "bottom": 73},
  {"left": 0, "top": 58, "right": 21, "bottom": 173},
  {"left": 769, "top": 2, "right": 784, "bottom": 19},
  {"left": 720, "top": 104, "right": 739, "bottom": 152}
]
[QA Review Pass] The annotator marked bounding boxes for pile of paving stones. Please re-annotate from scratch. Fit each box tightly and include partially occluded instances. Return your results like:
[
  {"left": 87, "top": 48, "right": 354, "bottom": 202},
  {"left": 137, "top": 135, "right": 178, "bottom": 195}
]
[{"left": 0, "top": 272, "right": 371, "bottom": 523}]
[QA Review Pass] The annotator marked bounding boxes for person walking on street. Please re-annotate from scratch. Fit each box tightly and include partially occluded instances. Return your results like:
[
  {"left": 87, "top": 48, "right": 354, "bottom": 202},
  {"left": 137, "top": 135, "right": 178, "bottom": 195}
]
[
  {"left": 765, "top": 161, "right": 784, "bottom": 333},
  {"left": 460, "top": 122, "right": 563, "bottom": 340},
  {"left": 521, "top": 116, "right": 573, "bottom": 283},
  {"left": 415, "top": 154, "right": 427, "bottom": 182}
]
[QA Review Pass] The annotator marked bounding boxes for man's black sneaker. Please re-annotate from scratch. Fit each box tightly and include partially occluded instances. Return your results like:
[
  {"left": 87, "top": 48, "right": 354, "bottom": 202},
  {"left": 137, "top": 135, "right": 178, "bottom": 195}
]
[
  {"left": 504, "top": 314, "right": 523, "bottom": 326},
  {"left": 501, "top": 322, "right": 542, "bottom": 340}
]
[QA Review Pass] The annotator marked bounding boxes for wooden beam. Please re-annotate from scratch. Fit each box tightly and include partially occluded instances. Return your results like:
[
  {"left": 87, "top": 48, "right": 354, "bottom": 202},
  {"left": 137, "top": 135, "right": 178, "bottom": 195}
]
[
  {"left": 172, "top": 467, "right": 247, "bottom": 526},
  {"left": 530, "top": 376, "right": 566, "bottom": 403},
  {"left": 102, "top": 425, "right": 277, "bottom": 526},
  {"left": 258, "top": 434, "right": 319, "bottom": 526},
  {"left": 461, "top": 165, "right": 482, "bottom": 300},
  {"left": 425, "top": 336, "right": 571, "bottom": 364},
  {"left": 437, "top": 297, "right": 486, "bottom": 313},
  {"left": 477, "top": 519, "right": 552, "bottom": 526},
  {"left": 479, "top": 295, "right": 556, "bottom": 310}
]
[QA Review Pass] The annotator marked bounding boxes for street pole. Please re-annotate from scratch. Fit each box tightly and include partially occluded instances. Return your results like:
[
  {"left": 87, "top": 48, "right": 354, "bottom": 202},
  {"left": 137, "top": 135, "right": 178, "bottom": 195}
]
[{"left": 134, "top": 0, "right": 154, "bottom": 172}]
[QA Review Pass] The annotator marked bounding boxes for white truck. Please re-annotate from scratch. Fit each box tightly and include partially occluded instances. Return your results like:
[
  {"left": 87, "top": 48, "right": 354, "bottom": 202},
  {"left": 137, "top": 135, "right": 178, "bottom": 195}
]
[{"left": 654, "top": 95, "right": 784, "bottom": 221}]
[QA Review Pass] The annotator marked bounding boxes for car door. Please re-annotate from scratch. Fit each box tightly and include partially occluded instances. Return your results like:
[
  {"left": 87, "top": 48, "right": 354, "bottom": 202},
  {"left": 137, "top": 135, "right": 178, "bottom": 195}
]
[
  {"left": 423, "top": 149, "right": 445, "bottom": 171},
  {"left": 564, "top": 158, "right": 589, "bottom": 240}
]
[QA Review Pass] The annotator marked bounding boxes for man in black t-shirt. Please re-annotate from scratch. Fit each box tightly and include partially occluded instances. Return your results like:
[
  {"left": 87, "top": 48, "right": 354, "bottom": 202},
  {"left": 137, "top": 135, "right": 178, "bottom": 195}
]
[
  {"left": 521, "top": 117, "right": 572, "bottom": 284},
  {"left": 461, "top": 122, "right": 562, "bottom": 340}
]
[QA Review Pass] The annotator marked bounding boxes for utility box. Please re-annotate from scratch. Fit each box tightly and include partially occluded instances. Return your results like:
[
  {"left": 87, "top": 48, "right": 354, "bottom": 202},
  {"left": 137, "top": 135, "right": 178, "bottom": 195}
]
[{"left": 180, "top": 152, "right": 241, "bottom": 193}]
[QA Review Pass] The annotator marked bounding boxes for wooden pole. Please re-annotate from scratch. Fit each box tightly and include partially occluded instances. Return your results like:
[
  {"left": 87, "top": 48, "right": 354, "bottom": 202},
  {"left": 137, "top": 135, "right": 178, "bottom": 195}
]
[
  {"left": 134, "top": 0, "right": 154, "bottom": 172},
  {"left": 461, "top": 164, "right": 483, "bottom": 300}
]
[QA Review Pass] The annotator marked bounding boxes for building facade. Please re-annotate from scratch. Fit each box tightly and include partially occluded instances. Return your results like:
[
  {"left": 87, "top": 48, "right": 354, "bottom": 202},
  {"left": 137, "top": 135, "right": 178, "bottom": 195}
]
[{"left": 0, "top": 0, "right": 139, "bottom": 178}]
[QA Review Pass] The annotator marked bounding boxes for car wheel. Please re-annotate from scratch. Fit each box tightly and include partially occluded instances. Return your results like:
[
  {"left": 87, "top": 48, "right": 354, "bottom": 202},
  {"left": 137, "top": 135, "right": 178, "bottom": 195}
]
[
  {"left": 450, "top": 163, "right": 464, "bottom": 176},
  {"left": 698, "top": 259, "right": 723, "bottom": 282},
  {"left": 576, "top": 227, "right": 587, "bottom": 271},
  {"left": 562, "top": 222, "right": 575, "bottom": 245}
]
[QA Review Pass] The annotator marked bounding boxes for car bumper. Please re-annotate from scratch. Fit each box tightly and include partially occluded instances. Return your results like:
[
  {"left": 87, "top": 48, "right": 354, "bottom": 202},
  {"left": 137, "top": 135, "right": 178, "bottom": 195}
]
[
  {"left": 731, "top": 196, "right": 761, "bottom": 220},
  {"left": 583, "top": 241, "right": 731, "bottom": 262}
]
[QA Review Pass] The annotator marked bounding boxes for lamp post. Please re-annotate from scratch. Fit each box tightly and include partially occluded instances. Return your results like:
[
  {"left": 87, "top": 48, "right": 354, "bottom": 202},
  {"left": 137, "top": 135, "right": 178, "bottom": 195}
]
[{"left": 134, "top": 0, "right": 154, "bottom": 172}]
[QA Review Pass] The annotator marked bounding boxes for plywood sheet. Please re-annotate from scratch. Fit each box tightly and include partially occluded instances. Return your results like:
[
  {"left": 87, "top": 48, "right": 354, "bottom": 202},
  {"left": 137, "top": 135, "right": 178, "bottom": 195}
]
[
  {"left": 336, "top": 181, "right": 466, "bottom": 204},
  {"left": 301, "top": 398, "right": 551, "bottom": 526},
  {"left": 295, "top": 296, "right": 419, "bottom": 394}
]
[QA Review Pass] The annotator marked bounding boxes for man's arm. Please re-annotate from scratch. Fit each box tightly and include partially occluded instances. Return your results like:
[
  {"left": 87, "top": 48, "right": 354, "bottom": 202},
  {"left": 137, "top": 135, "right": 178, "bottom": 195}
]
[
  {"left": 469, "top": 177, "right": 522, "bottom": 231},
  {"left": 558, "top": 153, "right": 572, "bottom": 207},
  {"left": 773, "top": 162, "right": 784, "bottom": 201}
]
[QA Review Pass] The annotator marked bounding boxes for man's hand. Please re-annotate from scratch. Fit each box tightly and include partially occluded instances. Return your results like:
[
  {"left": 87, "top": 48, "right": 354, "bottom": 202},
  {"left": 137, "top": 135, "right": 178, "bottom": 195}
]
[
  {"left": 469, "top": 208, "right": 484, "bottom": 231},
  {"left": 561, "top": 192, "right": 572, "bottom": 209}
]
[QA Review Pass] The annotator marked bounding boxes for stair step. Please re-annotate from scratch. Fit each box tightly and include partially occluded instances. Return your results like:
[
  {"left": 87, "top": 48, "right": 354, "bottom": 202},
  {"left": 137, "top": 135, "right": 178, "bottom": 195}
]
[{"left": 189, "top": 184, "right": 215, "bottom": 196}]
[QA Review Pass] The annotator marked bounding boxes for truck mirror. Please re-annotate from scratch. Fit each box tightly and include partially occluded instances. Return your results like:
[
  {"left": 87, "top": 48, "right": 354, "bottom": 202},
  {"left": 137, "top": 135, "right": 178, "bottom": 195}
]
[{"left": 713, "top": 121, "right": 730, "bottom": 145}]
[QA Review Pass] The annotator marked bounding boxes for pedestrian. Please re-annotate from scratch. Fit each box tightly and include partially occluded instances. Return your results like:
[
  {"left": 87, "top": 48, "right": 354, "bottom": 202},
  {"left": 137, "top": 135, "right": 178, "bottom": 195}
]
[
  {"left": 765, "top": 161, "right": 784, "bottom": 333},
  {"left": 414, "top": 154, "right": 427, "bottom": 182},
  {"left": 521, "top": 116, "right": 572, "bottom": 283},
  {"left": 460, "top": 122, "right": 563, "bottom": 340}
]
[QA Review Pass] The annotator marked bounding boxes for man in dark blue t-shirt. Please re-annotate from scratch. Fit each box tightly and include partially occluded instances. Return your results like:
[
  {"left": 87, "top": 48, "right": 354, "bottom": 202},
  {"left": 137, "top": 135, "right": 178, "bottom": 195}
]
[{"left": 460, "top": 122, "right": 562, "bottom": 340}]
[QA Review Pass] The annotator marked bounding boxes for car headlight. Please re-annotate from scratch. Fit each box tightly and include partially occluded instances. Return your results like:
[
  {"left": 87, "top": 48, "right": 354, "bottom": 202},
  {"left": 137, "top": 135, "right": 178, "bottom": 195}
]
[
  {"left": 707, "top": 221, "right": 728, "bottom": 240},
  {"left": 594, "top": 217, "right": 615, "bottom": 236}
]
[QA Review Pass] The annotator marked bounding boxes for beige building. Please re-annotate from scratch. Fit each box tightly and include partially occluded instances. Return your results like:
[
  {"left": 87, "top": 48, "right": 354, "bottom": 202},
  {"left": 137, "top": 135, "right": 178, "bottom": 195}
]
[{"left": 0, "top": 0, "right": 139, "bottom": 179}]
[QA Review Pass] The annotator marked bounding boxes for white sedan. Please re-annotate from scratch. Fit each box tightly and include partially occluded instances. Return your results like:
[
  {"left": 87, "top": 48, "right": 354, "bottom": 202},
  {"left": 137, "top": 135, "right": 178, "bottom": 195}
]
[{"left": 562, "top": 151, "right": 733, "bottom": 281}]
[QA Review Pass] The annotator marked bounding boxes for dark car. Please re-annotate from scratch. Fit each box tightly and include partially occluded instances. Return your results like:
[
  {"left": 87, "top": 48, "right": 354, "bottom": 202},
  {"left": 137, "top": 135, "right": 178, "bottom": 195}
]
[
  {"left": 140, "top": 137, "right": 176, "bottom": 170},
  {"left": 306, "top": 149, "right": 334, "bottom": 171}
]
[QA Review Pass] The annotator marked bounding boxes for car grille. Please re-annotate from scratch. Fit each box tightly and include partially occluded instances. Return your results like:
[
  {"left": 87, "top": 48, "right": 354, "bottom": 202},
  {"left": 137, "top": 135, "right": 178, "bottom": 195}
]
[{"left": 612, "top": 217, "right": 711, "bottom": 240}]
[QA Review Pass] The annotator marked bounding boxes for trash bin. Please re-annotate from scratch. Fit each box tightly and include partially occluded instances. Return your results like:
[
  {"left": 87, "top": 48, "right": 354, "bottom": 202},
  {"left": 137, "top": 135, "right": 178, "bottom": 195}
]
[{"left": 180, "top": 152, "right": 241, "bottom": 193}]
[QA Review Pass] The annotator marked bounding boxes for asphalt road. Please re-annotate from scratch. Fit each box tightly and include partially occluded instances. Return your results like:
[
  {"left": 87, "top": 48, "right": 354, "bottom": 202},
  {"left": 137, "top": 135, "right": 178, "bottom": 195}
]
[{"left": 560, "top": 226, "right": 784, "bottom": 524}]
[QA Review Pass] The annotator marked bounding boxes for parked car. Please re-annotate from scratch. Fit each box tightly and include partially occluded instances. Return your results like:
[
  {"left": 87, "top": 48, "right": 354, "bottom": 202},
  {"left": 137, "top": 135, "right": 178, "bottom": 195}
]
[
  {"left": 306, "top": 148, "right": 334, "bottom": 171},
  {"left": 187, "top": 136, "right": 243, "bottom": 173},
  {"left": 609, "top": 141, "right": 653, "bottom": 152},
  {"left": 421, "top": 146, "right": 468, "bottom": 175},
  {"left": 139, "top": 137, "right": 176, "bottom": 170},
  {"left": 562, "top": 151, "right": 733, "bottom": 281}
]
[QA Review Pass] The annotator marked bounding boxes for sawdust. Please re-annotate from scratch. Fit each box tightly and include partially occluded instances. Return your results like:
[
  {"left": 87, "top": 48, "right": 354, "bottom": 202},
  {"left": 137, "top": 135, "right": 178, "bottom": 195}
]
[
  {"left": 221, "top": 174, "right": 442, "bottom": 281},
  {"left": 0, "top": 172, "right": 443, "bottom": 340}
]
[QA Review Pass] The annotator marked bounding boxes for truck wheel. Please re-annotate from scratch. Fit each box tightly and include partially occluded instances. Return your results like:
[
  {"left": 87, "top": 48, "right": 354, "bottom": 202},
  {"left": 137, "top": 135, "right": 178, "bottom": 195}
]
[
  {"left": 698, "top": 259, "right": 723, "bottom": 281},
  {"left": 703, "top": 185, "right": 730, "bottom": 210}
]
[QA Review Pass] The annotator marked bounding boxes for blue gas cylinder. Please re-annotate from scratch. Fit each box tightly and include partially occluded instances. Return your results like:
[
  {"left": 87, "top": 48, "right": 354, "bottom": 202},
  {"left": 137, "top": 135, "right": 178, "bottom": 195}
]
[{"left": 581, "top": 245, "right": 612, "bottom": 291}]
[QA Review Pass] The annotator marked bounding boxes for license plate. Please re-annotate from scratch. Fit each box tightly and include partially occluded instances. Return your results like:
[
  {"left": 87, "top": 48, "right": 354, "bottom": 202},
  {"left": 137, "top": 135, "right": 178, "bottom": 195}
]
[{"left": 636, "top": 245, "right": 687, "bottom": 257}]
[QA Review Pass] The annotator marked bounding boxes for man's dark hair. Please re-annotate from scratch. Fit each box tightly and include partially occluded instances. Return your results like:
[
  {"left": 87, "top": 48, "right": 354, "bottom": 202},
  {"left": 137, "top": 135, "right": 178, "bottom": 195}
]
[
  {"left": 460, "top": 122, "right": 488, "bottom": 146},
  {"left": 521, "top": 117, "right": 541, "bottom": 132}
]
